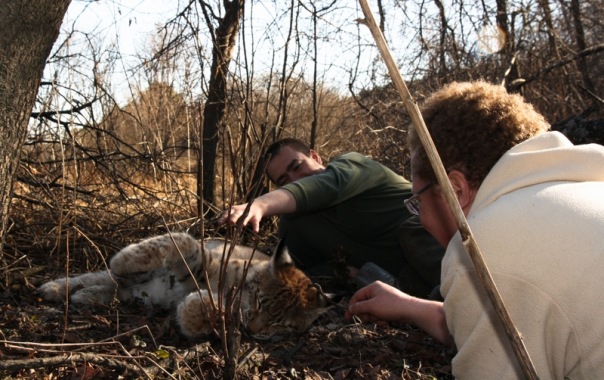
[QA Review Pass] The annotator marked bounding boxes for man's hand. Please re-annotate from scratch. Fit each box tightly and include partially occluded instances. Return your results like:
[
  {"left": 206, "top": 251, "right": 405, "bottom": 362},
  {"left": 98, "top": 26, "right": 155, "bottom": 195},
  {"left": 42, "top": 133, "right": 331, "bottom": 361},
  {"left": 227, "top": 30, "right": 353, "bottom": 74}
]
[
  {"left": 218, "top": 202, "right": 264, "bottom": 233},
  {"left": 217, "top": 189, "right": 297, "bottom": 233},
  {"left": 345, "top": 281, "right": 415, "bottom": 323},
  {"left": 345, "top": 281, "right": 452, "bottom": 346}
]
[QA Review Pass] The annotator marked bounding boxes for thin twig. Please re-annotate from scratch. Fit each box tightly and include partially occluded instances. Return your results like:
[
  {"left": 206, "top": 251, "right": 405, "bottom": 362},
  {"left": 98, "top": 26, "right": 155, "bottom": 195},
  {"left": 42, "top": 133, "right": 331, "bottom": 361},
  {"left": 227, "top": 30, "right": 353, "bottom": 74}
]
[{"left": 0, "top": 352, "right": 144, "bottom": 373}]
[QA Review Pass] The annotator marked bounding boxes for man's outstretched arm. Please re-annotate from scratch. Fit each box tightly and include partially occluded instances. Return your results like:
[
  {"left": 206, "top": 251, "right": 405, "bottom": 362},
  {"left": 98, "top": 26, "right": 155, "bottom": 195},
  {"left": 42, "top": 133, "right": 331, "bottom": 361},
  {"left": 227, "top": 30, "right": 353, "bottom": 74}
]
[{"left": 218, "top": 189, "right": 296, "bottom": 233}]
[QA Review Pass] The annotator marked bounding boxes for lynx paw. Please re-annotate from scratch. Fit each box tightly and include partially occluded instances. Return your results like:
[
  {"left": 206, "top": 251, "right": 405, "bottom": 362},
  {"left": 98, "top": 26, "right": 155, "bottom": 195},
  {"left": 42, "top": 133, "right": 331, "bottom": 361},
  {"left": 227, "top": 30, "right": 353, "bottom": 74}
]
[
  {"left": 176, "top": 291, "right": 220, "bottom": 338},
  {"left": 38, "top": 279, "right": 68, "bottom": 302}
]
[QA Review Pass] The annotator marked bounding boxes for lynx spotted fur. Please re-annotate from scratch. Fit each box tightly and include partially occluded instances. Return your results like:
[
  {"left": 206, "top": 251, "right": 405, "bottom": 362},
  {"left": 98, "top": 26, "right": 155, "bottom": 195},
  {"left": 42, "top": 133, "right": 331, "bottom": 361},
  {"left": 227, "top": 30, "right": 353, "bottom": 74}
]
[{"left": 39, "top": 233, "right": 332, "bottom": 339}]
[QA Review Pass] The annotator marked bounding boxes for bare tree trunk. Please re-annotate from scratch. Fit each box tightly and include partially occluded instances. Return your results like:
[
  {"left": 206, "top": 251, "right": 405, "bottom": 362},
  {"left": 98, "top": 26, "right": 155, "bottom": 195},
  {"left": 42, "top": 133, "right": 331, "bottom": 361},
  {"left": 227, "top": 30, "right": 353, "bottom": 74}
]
[
  {"left": 569, "top": 0, "right": 596, "bottom": 99},
  {"left": 495, "top": 0, "right": 510, "bottom": 52},
  {"left": 496, "top": 0, "right": 522, "bottom": 94},
  {"left": 433, "top": 0, "right": 448, "bottom": 73},
  {"left": 200, "top": 0, "right": 245, "bottom": 212},
  {"left": 310, "top": 1, "right": 319, "bottom": 150},
  {"left": 0, "top": 0, "right": 71, "bottom": 258},
  {"left": 273, "top": 0, "right": 298, "bottom": 142},
  {"left": 537, "top": 0, "right": 558, "bottom": 53}
]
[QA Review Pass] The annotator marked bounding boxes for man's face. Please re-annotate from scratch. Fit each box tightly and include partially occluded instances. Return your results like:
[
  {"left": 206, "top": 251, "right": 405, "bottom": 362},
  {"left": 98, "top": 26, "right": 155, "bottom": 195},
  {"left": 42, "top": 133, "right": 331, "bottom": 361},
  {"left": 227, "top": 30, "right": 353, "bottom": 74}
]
[
  {"left": 266, "top": 146, "right": 325, "bottom": 186},
  {"left": 410, "top": 151, "right": 457, "bottom": 247}
]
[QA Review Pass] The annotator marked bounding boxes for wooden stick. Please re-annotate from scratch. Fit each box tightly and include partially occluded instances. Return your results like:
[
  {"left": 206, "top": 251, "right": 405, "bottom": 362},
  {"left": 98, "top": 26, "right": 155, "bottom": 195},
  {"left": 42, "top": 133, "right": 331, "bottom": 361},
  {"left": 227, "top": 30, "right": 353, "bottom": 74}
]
[{"left": 357, "top": 1, "right": 539, "bottom": 379}]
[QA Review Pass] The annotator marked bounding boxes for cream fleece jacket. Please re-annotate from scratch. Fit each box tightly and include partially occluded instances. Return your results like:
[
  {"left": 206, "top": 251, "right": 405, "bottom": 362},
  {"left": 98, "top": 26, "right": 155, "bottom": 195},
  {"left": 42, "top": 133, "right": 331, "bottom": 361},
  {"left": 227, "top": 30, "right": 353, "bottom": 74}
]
[{"left": 441, "top": 132, "right": 604, "bottom": 379}]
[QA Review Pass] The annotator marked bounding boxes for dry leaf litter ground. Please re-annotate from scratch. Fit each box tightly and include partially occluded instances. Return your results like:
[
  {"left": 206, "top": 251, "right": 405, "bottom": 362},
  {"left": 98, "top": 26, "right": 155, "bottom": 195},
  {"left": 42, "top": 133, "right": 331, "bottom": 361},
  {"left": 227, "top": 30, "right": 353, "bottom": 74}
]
[{"left": 0, "top": 243, "right": 453, "bottom": 379}]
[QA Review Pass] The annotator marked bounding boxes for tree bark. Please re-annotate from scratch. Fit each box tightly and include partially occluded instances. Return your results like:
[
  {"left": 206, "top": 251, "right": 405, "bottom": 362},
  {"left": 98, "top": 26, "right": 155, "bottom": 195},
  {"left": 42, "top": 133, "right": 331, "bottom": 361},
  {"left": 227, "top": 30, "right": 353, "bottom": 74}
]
[
  {"left": 569, "top": 0, "right": 596, "bottom": 98},
  {"left": 200, "top": 0, "right": 245, "bottom": 212},
  {"left": 495, "top": 0, "right": 510, "bottom": 51},
  {"left": 0, "top": 0, "right": 71, "bottom": 258}
]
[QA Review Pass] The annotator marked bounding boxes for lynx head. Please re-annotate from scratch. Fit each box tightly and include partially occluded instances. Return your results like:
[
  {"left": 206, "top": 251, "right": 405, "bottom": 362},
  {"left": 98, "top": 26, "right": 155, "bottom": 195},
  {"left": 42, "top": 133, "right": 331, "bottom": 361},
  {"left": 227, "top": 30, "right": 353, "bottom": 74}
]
[{"left": 245, "top": 239, "right": 334, "bottom": 338}]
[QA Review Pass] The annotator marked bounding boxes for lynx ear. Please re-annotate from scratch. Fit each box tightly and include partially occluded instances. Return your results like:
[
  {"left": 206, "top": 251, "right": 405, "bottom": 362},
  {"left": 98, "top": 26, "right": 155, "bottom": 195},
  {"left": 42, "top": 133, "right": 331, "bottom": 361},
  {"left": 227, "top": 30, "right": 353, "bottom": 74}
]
[{"left": 270, "top": 238, "right": 294, "bottom": 270}]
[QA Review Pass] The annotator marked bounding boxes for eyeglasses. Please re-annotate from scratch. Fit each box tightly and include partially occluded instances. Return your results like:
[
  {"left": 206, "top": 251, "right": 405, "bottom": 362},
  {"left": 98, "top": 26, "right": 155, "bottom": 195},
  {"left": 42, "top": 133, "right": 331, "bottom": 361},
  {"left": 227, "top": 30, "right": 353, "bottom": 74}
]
[{"left": 404, "top": 182, "right": 435, "bottom": 216}]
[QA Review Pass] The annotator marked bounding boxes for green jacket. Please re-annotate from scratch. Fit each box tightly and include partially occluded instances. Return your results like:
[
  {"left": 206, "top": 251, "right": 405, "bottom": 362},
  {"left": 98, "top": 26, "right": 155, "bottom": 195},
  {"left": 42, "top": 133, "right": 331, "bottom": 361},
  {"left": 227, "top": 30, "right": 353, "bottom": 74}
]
[{"left": 279, "top": 152, "right": 443, "bottom": 297}]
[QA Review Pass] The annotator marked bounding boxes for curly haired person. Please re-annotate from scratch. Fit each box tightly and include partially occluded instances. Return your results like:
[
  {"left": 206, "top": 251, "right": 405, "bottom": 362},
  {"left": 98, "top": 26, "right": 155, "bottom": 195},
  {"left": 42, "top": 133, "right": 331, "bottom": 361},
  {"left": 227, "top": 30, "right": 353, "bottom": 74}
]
[{"left": 346, "top": 81, "right": 604, "bottom": 378}]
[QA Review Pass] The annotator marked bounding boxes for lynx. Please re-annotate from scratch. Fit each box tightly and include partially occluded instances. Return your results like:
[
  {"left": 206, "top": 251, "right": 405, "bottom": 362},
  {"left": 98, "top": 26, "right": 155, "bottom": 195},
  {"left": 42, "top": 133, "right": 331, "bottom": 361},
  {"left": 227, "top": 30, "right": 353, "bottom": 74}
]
[{"left": 39, "top": 233, "right": 332, "bottom": 339}]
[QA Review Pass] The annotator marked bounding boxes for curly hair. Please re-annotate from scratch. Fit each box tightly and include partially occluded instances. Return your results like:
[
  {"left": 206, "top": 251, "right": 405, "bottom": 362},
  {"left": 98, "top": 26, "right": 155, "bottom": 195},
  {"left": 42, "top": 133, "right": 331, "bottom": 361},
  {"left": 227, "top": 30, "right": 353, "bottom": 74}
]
[{"left": 408, "top": 81, "right": 550, "bottom": 186}]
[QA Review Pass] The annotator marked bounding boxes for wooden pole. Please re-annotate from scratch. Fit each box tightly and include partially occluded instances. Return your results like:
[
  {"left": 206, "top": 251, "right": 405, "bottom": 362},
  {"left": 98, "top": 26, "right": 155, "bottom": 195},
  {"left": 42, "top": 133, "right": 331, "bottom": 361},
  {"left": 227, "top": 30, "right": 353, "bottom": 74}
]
[{"left": 357, "top": 1, "right": 539, "bottom": 379}]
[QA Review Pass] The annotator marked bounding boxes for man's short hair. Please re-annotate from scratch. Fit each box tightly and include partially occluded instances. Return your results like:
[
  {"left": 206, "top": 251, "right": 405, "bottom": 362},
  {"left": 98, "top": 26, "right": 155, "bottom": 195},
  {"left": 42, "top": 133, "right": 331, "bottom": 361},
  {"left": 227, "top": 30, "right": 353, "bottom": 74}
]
[{"left": 263, "top": 138, "right": 311, "bottom": 162}]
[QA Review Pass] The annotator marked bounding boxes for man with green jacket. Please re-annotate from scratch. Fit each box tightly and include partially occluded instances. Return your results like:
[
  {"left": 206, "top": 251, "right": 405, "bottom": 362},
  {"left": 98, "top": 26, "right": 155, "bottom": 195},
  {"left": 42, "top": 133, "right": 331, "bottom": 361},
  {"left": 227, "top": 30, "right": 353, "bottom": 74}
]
[{"left": 219, "top": 138, "right": 444, "bottom": 298}]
